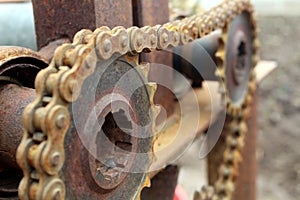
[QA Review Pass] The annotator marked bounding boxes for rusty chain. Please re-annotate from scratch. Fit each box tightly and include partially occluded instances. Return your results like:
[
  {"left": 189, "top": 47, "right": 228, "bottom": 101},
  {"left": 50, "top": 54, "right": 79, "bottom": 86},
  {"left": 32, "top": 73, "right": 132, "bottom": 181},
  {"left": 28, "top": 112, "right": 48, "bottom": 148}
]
[{"left": 16, "top": 0, "right": 259, "bottom": 199}]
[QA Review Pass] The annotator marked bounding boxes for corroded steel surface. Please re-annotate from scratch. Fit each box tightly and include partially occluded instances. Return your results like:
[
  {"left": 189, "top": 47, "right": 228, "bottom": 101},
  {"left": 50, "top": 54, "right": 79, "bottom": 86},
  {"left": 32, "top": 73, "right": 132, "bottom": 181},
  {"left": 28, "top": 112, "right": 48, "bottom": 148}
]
[
  {"left": 233, "top": 91, "right": 258, "bottom": 200},
  {"left": 0, "top": 84, "right": 36, "bottom": 198},
  {"left": 32, "top": 0, "right": 133, "bottom": 49},
  {"left": 0, "top": 84, "right": 36, "bottom": 171},
  {"left": 0, "top": 46, "right": 47, "bottom": 199},
  {"left": 0, "top": 46, "right": 48, "bottom": 88},
  {"left": 61, "top": 57, "right": 154, "bottom": 199}
]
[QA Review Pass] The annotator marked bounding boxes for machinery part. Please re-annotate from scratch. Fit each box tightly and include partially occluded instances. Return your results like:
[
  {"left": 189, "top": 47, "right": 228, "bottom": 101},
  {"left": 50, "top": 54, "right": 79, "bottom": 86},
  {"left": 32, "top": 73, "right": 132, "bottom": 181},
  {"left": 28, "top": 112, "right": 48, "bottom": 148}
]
[
  {"left": 15, "top": 0, "right": 259, "bottom": 199},
  {"left": 16, "top": 35, "right": 159, "bottom": 199},
  {"left": 173, "top": 31, "right": 221, "bottom": 87},
  {"left": 215, "top": 11, "right": 258, "bottom": 116},
  {"left": 195, "top": 6, "right": 259, "bottom": 200},
  {"left": 0, "top": 84, "right": 36, "bottom": 199},
  {"left": 0, "top": 47, "right": 47, "bottom": 198},
  {"left": 132, "top": 0, "right": 175, "bottom": 117},
  {"left": 0, "top": 46, "right": 47, "bottom": 88},
  {"left": 61, "top": 57, "right": 157, "bottom": 199}
]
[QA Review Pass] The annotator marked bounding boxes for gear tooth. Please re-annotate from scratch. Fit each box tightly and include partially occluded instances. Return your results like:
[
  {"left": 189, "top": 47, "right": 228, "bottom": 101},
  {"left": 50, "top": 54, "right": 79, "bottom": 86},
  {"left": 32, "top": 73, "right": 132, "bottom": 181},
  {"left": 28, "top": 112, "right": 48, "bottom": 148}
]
[
  {"left": 248, "top": 81, "right": 257, "bottom": 93},
  {"left": 226, "top": 101, "right": 231, "bottom": 110},
  {"left": 233, "top": 107, "right": 241, "bottom": 117},
  {"left": 252, "top": 54, "right": 259, "bottom": 67},
  {"left": 253, "top": 38, "right": 260, "bottom": 52},
  {"left": 215, "top": 69, "right": 221, "bottom": 77},
  {"left": 151, "top": 105, "right": 161, "bottom": 121},
  {"left": 215, "top": 51, "right": 225, "bottom": 60},
  {"left": 151, "top": 105, "right": 161, "bottom": 134},
  {"left": 218, "top": 37, "right": 226, "bottom": 51},
  {"left": 250, "top": 71, "right": 256, "bottom": 81},
  {"left": 146, "top": 82, "right": 157, "bottom": 104},
  {"left": 222, "top": 32, "right": 228, "bottom": 42},
  {"left": 215, "top": 68, "right": 225, "bottom": 78},
  {"left": 137, "top": 62, "right": 150, "bottom": 79},
  {"left": 244, "top": 94, "right": 253, "bottom": 105},
  {"left": 218, "top": 83, "right": 226, "bottom": 94},
  {"left": 215, "top": 57, "right": 224, "bottom": 68},
  {"left": 144, "top": 174, "right": 151, "bottom": 188},
  {"left": 137, "top": 174, "right": 151, "bottom": 200}
]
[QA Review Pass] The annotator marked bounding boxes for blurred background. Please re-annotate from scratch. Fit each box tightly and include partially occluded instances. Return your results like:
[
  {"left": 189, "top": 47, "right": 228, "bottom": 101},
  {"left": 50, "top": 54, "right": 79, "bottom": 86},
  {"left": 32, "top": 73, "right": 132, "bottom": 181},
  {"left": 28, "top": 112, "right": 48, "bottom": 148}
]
[{"left": 0, "top": 0, "right": 299, "bottom": 199}]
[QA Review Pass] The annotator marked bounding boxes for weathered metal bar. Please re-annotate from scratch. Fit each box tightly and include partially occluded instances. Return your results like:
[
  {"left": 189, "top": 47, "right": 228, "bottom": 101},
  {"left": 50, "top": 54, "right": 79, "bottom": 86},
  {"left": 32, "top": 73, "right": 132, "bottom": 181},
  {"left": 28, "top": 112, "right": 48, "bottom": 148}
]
[
  {"left": 207, "top": 116, "right": 230, "bottom": 185},
  {"left": 173, "top": 31, "right": 221, "bottom": 85},
  {"left": 0, "top": 84, "right": 36, "bottom": 170},
  {"left": 233, "top": 89, "right": 258, "bottom": 200},
  {"left": 32, "top": 0, "right": 133, "bottom": 49}
]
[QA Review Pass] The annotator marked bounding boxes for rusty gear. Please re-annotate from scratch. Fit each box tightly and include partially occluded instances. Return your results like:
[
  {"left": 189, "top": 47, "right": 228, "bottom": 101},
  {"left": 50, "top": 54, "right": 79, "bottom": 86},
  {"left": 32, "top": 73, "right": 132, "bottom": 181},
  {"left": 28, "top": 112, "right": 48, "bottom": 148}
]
[{"left": 15, "top": 0, "right": 259, "bottom": 199}]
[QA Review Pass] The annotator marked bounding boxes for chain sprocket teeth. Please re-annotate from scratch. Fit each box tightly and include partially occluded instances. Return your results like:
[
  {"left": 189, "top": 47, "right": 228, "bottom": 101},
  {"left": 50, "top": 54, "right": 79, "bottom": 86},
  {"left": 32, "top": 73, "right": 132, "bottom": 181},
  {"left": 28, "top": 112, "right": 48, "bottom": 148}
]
[
  {"left": 226, "top": 103, "right": 242, "bottom": 117},
  {"left": 145, "top": 82, "right": 157, "bottom": 105},
  {"left": 248, "top": 80, "right": 257, "bottom": 93},
  {"left": 137, "top": 81, "right": 159, "bottom": 199},
  {"left": 215, "top": 33, "right": 226, "bottom": 80},
  {"left": 252, "top": 54, "right": 260, "bottom": 67},
  {"left": 137, "top": 174, "right": 151, "bottom": 200},
  {"left": 136, "top": 62, "right": 150, "bottom": 80},
  {"left": 151, "top": 104, "right": 161, "bottom": 126},
  {"left": 252, "top": 38, "right": 260, "bottom": 53}
]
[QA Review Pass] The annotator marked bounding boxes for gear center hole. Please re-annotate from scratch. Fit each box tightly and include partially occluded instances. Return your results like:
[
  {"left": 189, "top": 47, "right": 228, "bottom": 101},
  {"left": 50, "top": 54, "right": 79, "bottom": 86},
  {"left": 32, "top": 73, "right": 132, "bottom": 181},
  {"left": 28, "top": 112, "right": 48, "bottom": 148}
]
[{"left": 237, "top": 41, "right": 247, "bottom": 69}]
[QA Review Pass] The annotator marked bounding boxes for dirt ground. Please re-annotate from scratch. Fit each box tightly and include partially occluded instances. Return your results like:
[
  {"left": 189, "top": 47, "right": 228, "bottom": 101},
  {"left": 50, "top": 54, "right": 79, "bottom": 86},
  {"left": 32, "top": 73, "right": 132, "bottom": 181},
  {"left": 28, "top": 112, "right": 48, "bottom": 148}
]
[{"left": 257, "top": 16, "right": 300, "bottom": 200}]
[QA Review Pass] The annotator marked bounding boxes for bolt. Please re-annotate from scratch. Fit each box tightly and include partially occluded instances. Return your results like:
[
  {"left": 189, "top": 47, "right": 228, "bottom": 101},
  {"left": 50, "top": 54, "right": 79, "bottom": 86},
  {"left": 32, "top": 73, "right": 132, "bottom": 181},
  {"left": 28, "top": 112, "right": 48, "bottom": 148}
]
[
  {"left": 104, "top": 39, "right": 112, "bottom": 53},
  {"left": 51, "top": 152, "right": 60, "bottom": 167},
  {"left": 55, "top": 114, "right": 66, "bottom": 129},
  {"left": 162, "top": 33, "right": 168, "bottom": 43},
  {"left": 121, "top": 35, "right": 128, "bottom": 48}
]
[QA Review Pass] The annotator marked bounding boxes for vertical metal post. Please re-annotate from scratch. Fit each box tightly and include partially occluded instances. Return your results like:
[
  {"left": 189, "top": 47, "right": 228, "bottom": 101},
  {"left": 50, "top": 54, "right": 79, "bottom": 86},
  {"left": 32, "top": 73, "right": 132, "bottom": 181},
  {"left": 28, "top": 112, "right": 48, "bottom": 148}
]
[
  {"left": 208, "top": 90, "right": 258, "bottom": 200},
  {"left": 233, "top": 90, "right": 258, "bottom": 200},
  {"left": 32, "top": 0, "right": 133, "bottom": 49}
]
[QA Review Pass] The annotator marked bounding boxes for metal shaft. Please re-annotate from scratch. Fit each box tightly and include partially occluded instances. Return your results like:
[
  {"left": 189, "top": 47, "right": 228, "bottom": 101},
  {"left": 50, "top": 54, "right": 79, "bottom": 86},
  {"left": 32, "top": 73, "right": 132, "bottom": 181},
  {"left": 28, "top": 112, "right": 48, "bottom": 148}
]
[{"left": 0, "top": 84, "right": 36, "bottom": 171}]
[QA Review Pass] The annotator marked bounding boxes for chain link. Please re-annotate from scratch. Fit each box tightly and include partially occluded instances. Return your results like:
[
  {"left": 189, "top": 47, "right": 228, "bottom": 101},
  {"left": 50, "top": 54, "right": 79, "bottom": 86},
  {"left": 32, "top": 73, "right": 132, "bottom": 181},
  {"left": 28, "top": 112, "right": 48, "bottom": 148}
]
[{"left": 16, "top": 0, "right": 259, "bottom": 199}]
